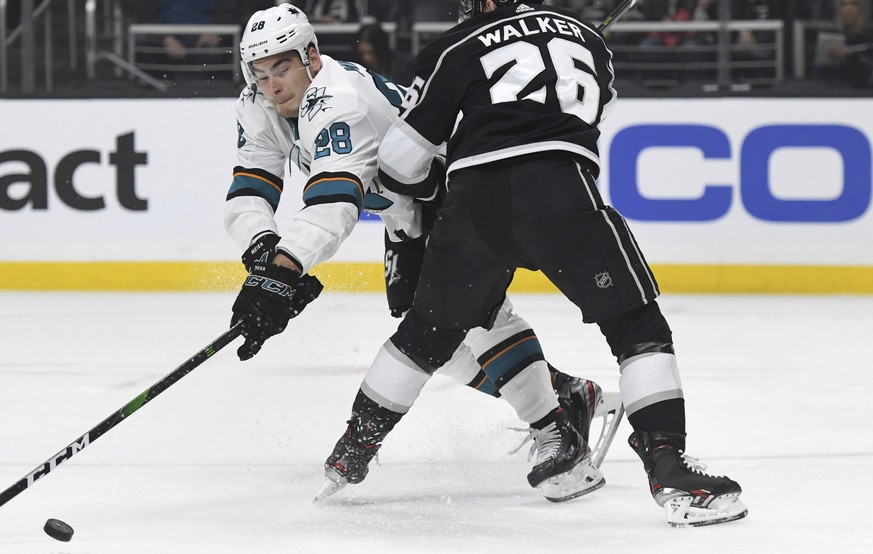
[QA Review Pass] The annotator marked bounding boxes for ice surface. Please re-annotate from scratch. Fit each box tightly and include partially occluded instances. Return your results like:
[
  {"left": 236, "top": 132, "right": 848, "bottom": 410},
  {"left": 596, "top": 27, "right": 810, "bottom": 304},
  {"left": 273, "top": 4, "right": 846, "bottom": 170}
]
[{"left": 1, "top": 292, "right": 871, "bottom": 553}]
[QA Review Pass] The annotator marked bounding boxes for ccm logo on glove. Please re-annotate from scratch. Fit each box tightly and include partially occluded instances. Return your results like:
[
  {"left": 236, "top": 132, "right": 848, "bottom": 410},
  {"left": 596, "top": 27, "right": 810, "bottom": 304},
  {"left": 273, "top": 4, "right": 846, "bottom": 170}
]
[{"left": 243, "top": 274, "right": 297, "bottom": 297}]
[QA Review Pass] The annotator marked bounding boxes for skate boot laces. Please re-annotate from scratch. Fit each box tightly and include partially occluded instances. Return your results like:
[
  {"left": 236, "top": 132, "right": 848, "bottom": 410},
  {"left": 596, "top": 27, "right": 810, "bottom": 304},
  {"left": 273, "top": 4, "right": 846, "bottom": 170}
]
[
  {"left": 680, "top": 452, "right": 727, "bottom": 478},
  {"left": 681, "top": 453, "right": 705, "bottom": 472},
  {"left": 509, "top": 422, "right": 562, "bottom": 464}
]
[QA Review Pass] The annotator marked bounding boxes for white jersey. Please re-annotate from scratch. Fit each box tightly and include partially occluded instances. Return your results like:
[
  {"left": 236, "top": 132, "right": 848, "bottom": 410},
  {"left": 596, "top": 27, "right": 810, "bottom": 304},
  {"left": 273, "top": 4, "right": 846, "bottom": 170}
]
[{"left": 225, "top": 55, "right": 421, "bottom": 273}]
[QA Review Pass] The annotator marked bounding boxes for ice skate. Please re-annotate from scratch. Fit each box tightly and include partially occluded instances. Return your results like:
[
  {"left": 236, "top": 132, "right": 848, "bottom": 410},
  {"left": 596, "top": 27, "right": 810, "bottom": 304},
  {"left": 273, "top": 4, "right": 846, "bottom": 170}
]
[
  {"left": 540, "top": 456, "right": 605, "bottom": 502},
  {"left": 314, "top": 432, "right": 382, "bottom": 501},
  {"left": 511, "top": 407, "right": 604, "bottom": 500},
  {"left": 553, "top": 372, "right": 624, "bottom": 469},
  {"left": 629, "top": 431, "right": 748, "bottom": 527},
  {"left": 314, "top": 391, "right": 403, "bottom": 502},
  {"left": 314, "top": 468, "right": 348, "bottom": 502}
]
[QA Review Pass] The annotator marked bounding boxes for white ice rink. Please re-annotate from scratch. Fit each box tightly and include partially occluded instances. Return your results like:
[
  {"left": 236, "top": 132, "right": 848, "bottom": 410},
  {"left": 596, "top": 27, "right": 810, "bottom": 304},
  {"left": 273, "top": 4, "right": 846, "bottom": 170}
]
[{"left": 1, "top": 291, "right": 872, "bottom": 553}]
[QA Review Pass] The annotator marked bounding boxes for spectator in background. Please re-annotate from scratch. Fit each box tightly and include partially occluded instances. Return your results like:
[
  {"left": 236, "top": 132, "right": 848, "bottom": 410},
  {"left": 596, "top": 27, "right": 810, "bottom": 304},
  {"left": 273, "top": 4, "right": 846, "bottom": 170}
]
[
  {"left": 689, "top": 0, "right": 718, "bottom": 77},
  {"left": 158, "top": 0, "right": 232, "bottom": 60},
  {"left": 130, "top": 0, "right": 240, "bottom": 77},
  {"left": 822, "top": 0, "right": 873, "bottom": 86},
  {"left": 354, "top": 23, "right": 414, "bottom": 84},
  {"left": 730, "top": 0, "right": 783, "bottom": 81},
  {"left": 693, "top": 0, "right": 716, "bottom": 20},
  {"left": 636, "top": 0, "right": 703, "bottom": 84},
  {"left": 640, "top": 0, "right": 692, "bottom": 51}
]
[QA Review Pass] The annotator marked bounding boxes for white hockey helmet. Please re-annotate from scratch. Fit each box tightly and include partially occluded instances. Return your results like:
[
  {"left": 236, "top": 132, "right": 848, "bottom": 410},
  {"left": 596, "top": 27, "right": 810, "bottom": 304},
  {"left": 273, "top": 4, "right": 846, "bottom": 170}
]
[{"left": 240, "top": 3, "right": 319, "bottom": 85}]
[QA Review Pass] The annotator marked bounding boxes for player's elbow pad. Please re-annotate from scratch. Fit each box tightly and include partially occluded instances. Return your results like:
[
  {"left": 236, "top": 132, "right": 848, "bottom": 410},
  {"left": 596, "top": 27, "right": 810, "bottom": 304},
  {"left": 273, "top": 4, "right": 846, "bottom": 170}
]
[{"left": 379, "top": 158, "right": 446, "bottom": 200}]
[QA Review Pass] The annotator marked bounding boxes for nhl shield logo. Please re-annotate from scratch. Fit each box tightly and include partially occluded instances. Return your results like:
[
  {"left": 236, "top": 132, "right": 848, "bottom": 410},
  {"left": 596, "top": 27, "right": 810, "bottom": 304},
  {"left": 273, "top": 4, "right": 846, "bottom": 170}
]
[{"left": 595, "top": 271, "right": 613, "bottom": 289}]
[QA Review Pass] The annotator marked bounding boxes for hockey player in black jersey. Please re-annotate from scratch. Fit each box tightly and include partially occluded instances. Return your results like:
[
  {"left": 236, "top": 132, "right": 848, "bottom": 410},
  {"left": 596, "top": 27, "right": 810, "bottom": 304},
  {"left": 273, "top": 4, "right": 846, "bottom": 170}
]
[
  {"left": 321, "top": 0, "right": 747, "bottom": 527},
  {"left": 225, "top": 4, "right": 622, "bottom": 504}
]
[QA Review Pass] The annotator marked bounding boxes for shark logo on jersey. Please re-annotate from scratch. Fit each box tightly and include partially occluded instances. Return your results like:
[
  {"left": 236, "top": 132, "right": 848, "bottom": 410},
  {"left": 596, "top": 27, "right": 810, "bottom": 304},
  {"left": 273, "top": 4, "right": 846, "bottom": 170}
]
[
  {"left": 300, "top": 87, "right": 333, "bottom": 121},
  {"left": 516, "top": 4, "right": 534, "bottom": 13},
  {"left": 237, "top": 121, "right": 247, "bottom": 149}
]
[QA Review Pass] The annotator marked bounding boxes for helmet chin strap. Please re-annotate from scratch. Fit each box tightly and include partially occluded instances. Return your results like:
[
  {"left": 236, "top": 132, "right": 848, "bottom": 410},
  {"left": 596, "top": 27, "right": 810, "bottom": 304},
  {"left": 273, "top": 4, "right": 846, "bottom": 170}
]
[{"left": 303, "top": 46, "right": 317, "bottom": 81}]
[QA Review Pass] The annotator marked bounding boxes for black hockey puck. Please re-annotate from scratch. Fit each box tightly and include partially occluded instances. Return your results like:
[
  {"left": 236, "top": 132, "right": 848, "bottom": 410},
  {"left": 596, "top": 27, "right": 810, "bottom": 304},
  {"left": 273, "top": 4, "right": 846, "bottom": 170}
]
[{"left": 43, "top": 518, "right": 74, "bottom": 542}]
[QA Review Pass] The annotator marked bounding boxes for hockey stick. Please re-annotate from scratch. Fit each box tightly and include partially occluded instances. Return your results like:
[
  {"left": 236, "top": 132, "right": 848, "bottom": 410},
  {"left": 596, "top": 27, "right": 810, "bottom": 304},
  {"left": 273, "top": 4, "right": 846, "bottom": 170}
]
[
  {"left": 0, "top": 321, "right": 244, "bottom": 509},
  {"left": 597, "top": 0, "right": 639, "bottom": 32}
]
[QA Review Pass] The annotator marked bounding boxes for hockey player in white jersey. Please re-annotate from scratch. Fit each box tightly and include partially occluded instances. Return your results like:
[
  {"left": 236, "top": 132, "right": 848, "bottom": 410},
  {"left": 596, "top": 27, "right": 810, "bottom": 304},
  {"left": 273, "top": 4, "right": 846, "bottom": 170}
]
[{"left": 224, "top": 4, "right": 621, "bottom": 502}]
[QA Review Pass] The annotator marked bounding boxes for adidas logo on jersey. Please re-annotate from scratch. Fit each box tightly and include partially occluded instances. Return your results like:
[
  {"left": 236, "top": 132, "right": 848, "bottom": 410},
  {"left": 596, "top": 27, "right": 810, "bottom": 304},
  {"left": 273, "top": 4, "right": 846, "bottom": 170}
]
[{"left": 516, "top": 4, "right": 534, "bottom": 13}]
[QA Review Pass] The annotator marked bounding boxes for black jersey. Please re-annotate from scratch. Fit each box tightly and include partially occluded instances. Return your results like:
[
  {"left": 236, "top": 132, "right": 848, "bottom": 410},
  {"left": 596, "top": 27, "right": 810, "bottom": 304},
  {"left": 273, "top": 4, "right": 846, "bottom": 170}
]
[{"left": 379, "top": 3, "right": 616, "bottom": 183}]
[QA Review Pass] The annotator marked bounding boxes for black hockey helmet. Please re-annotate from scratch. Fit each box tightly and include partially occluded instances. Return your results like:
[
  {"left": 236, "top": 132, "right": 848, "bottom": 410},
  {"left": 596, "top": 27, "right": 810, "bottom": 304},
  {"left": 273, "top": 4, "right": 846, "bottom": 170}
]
[{"left": 458, "top": 0, "right": 543, "bottom": 22}]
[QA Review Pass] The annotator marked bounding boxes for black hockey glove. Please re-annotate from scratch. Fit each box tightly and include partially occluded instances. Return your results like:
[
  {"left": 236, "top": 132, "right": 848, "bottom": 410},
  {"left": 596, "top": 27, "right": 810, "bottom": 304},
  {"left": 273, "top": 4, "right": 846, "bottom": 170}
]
[
  {"left": 241, "top": 232, "right": 281, "bottom": 272},
  {"left": 231, "top": 264, "right": 324, "bottom": 361},
  {"left": 415, "top": 156, "right": 447, "bottom": 209},
  {"left": 384, "top": 231, "right": 427, "bottom": 318},
  {"left": 288, "top": 273, "right": 324, "bottom": 318}
]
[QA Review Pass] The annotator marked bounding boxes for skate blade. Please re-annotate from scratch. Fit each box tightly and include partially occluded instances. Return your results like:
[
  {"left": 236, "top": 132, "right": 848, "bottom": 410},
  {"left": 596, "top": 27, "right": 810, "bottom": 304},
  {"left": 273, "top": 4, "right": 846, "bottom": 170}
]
[
  {"left": 664, "top": 493, "right": 748, "bottom": 527},
  {"left": 540, "top": 459, "right": 605, "bottom": 503},
  {"left": 589, "top": 392, "right": 624, "bottom": 469},
  {"left": 313, "top": 469, "right": 348, "bottom": 502}
]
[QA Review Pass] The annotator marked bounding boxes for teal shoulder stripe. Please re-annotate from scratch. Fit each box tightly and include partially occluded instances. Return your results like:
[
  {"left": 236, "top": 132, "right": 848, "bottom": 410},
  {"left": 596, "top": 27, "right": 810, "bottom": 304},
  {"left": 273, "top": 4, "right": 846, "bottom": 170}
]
[{"left": 229, "top": 174, "right": 281, "bottom": 206}]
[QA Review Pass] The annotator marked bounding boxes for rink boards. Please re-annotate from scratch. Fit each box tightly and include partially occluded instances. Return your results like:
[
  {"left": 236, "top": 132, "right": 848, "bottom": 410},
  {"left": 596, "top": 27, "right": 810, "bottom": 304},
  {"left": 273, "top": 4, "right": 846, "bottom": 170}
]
[{"left": 0, "top": 98, "right": 871, "bottom": 293}]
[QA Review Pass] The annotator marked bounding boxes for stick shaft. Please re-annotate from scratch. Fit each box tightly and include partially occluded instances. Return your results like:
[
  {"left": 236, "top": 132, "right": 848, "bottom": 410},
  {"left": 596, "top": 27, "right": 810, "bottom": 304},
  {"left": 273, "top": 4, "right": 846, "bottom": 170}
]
[
  {"left": 598, "top": 0, "right": 639, "bottom": 32},
  {"left": 0, "top": 322, "right": 243, "bottom": 508}
]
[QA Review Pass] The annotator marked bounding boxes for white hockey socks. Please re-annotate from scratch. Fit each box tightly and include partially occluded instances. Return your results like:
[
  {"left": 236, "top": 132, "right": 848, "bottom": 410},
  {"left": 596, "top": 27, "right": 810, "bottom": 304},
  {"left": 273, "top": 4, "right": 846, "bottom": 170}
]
[
  {"left": 496, "top": 360, "right": 560, "bottom": 424},
  {"left": 360, "top": 340, "right": 432, "bottom": 413},
  {"left": 618, "top": 351, "right": 683, "bottom": 417}
]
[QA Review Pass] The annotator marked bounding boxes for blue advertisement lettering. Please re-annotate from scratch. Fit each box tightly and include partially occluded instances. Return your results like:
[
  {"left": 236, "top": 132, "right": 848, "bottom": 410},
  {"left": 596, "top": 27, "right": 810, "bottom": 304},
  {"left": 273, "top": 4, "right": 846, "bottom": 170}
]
[
  {"left": 609, "top": 123, "right": 872, "bottom": 223},
  {"left": 609, "top": 125, "right": 732, "bottom": 222},
  {"left": 741, "top": 125, "right": 871, "bottom": 222}
]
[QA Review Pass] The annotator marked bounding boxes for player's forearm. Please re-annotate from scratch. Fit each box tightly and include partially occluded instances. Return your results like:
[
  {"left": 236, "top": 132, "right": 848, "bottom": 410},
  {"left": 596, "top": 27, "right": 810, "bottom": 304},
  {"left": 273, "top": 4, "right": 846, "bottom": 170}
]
[
  {"left": 377, "top": 118, "right": 441, "bottom": 188},
  {"left": 224, "top": 196, "right": 279, "bottom": 252},
  {"left": 276, "top": 203, "right": 359, "bottom": 274}
]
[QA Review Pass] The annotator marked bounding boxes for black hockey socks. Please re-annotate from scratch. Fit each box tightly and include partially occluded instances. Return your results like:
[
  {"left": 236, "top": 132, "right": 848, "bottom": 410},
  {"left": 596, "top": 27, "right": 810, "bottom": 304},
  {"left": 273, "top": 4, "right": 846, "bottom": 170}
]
[{"left": 627, "top": 398, "right": 685, "bottom": 435}]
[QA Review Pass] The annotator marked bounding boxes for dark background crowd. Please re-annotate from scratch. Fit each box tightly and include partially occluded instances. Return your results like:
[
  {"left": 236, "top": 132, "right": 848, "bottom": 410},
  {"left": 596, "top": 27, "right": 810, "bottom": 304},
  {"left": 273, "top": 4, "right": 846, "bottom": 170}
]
[{"left": 2, "top": 0, "right": 872, "bottom": 97}]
